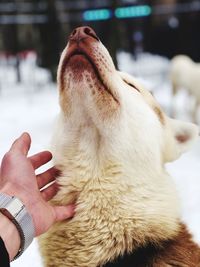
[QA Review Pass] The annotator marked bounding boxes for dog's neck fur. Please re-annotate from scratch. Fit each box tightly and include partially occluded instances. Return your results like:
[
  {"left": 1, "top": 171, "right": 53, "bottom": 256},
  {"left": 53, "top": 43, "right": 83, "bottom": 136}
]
[{"left": 47, "top": 113, "right": 180, "bottom": 266}]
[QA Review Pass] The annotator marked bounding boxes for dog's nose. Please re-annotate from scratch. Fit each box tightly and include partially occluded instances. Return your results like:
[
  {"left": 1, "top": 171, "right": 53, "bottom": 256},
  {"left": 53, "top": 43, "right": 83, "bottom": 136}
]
[{"left": 69, "top": 26, "right": 99, "bottom": 42}]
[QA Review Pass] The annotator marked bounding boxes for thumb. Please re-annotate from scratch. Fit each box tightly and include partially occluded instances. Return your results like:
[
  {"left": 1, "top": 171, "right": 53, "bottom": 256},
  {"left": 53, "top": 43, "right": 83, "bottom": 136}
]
[
  {"left": 10, "top": 132, "right": 31, "bottom": 156},
  {"left": 53, "top": 204, "right": 75, "bottom": 222}
]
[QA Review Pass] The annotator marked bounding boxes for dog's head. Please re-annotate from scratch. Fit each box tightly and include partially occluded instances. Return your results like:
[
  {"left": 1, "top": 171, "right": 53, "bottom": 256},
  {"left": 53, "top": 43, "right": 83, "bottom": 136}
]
[{"left": 57, "top": 26, "right": 198, "bottom": 167}]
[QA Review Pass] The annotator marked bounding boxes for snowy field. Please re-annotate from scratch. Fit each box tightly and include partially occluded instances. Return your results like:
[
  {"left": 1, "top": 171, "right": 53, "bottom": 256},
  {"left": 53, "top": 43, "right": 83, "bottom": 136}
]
[{"left": 0, "top": 53, "right": 200, "bottom": 267}]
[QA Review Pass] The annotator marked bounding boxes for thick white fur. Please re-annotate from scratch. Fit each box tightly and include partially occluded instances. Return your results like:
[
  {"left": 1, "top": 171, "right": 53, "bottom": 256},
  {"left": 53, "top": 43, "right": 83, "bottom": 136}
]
[
  {"left": 39, "top": 39, "right": 199, "bottom": 267},
  {"left": 170, "top": 54, "right": 200, "bottom": 122}
]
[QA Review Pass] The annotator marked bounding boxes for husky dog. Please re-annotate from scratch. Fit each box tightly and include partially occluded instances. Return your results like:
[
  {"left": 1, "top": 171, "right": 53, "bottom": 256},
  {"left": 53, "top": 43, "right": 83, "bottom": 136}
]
[
  {"left": 39, "top": 27, "right": 200, "bottom": 267},
  {"left": 170, "top": 55, "right": 200, "bottom": 123}
]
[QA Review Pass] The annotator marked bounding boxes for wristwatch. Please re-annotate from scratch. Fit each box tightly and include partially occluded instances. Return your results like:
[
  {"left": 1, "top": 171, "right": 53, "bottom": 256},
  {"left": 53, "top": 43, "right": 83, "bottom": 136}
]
[{"left": 0, "top": 193, "right": 35, "bottom": 261}]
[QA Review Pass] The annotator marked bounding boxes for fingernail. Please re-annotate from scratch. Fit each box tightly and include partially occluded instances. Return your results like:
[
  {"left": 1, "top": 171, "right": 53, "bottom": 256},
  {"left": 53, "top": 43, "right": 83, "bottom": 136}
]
[
  {"left": 19, "top": 132, "right": 30, "bottom": 140},
  {"left": 67, "top": 204, "right": 76, "bottom": 215}
]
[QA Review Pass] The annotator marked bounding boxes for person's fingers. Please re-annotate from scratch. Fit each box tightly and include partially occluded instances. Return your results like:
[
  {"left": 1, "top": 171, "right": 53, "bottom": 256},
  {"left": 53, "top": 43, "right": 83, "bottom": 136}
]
[
  {"left": 37, "top": 167, "right": 59, "bottom": 189},
  {"left": 53, "top": 204, "right": 75, "bottom": 222},
  {"left": 29, "top": 151, "right": 52, "bottom": 169},
  {"left": 10, "top": 132, "right": 31, "bottom": 156},
  {"left": 41, "top": 182, "right": 58, "bottom": 201}
]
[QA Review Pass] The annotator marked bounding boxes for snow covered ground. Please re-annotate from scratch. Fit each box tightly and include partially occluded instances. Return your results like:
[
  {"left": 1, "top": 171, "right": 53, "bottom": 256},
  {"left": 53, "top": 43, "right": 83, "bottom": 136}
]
[{"left": 0, "top": 53, "right": 199, "bottom": 267}]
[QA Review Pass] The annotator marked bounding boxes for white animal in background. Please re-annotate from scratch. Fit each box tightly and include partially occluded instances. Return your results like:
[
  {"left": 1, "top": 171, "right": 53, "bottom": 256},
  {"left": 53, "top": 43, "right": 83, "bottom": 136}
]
[{"left": 170, "top": 55, "right": 200, "bottom": 123}]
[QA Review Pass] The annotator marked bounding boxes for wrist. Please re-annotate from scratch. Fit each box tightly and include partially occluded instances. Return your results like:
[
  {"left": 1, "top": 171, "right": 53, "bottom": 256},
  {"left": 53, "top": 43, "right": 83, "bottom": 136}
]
[
  {"left": 0, "top": 185, "right": 44, "bottom": 236},
  {"left": 0, "top": 183, "right": 36, "bottom": 219},
  {"left": 0, "top": 182, "right": 29, "bottom": 203},
  {"left": 0, "top": 192, "right": 35, "bottom": 261},
  {"left": 0, "top": 212, "right": 20, "bottom": 261}
]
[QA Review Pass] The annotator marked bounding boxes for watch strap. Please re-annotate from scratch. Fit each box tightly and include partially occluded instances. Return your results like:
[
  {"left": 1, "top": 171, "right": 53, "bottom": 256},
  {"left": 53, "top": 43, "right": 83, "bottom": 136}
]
[{"left": 0, "top": 193, "right": 35, "bottom": 260}]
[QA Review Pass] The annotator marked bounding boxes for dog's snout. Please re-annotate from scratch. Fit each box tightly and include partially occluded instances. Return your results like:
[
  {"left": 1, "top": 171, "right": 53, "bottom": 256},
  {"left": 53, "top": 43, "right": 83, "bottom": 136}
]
[{"left": 69, "top": 26, "right": 99, "bottom": 42}]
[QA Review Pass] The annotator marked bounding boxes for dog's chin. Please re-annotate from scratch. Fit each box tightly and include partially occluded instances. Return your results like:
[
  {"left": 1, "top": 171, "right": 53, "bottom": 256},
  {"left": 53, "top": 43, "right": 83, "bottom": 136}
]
[
  {"left": 59, "top": 52, "right": 120, "bottom": 120},
  {"left": 64, "top": 54, "right": 105, "bottom": 92},
  {"left": 63, "top": 55, "right": 103, "bottom": 94},
  {"left": 66, "top": 54, "right": 94, "bottom": 74},
  {"left": 62, "top": 55, "right": 119, "bottom": 105}
]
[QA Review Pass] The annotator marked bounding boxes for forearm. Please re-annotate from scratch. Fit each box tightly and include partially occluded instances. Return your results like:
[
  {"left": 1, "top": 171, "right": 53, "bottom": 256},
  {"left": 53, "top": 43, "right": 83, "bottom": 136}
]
[{"left": 0, "top": 212, "right": 20, "bottom": 261}]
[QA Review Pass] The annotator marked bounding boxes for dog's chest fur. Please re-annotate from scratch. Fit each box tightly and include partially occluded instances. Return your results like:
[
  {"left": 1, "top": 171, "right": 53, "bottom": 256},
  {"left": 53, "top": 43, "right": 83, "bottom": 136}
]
[
  {"left": 39, "top": 143, "right": 180, "bottom": 267},
  {"left": 103, "top": 224, "right": 200, "bottom": 267}
]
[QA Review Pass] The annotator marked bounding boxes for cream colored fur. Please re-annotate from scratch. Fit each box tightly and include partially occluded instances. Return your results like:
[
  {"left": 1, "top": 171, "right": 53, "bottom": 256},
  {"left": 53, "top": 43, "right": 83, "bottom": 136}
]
[
  {"left": 170, "top": 55, "right": 200, "bottom": 122},
  {"left": 39, "top": 37, "right": 199, "bottom": 267}
]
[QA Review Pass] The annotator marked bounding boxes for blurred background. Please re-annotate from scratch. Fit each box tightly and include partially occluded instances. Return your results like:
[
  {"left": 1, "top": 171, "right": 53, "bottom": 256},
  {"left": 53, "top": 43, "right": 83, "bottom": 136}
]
[{"left": 0, "top": 1, "right": 200, "bottom": 266}]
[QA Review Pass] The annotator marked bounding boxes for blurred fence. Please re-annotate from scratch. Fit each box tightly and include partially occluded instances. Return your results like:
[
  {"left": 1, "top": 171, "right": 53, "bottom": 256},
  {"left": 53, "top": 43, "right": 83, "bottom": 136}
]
[{"left": 0, "top": 0, "right": 200, "bottom": 84}]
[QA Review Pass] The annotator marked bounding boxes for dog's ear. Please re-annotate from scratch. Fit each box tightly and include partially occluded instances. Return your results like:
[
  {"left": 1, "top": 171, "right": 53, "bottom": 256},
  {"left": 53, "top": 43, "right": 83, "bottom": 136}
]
[{"left": 164, "top": 118, "right": 199, "bottom": 162}]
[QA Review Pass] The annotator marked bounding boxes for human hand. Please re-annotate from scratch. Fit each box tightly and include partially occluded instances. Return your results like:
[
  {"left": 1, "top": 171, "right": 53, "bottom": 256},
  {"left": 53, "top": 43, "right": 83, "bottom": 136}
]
[{"left": 0, "top": 132, "right": 74, "bottom": 236}]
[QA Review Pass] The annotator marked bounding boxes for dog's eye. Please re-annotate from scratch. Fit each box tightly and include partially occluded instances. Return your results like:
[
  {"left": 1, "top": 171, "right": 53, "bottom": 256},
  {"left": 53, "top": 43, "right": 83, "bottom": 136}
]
[{"left": 124, "top": 81, "right": 140, "bottom": 92}]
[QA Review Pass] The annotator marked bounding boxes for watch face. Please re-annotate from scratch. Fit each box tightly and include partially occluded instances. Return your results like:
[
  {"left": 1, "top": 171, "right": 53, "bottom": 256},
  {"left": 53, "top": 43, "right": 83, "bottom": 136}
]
[{"left": 7, "top": 197, "right": 24, "bottom": 216}]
